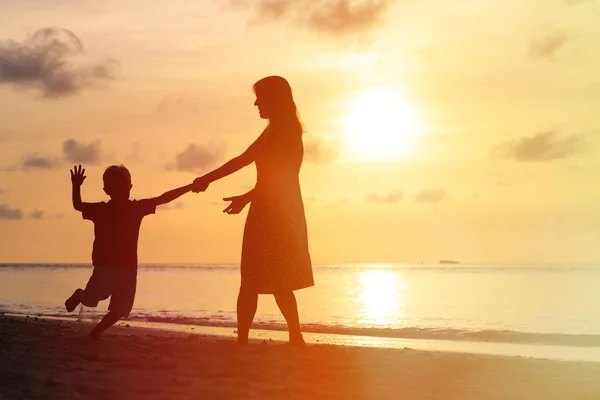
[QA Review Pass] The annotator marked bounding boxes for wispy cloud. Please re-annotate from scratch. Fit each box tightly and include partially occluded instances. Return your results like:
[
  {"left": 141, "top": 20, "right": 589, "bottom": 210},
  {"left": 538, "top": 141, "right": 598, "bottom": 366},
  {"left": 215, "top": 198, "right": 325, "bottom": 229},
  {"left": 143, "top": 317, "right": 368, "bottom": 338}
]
[
  {"left": 493, "top": 130, "right": 581, "bottom": 162},
  {"left": 166, "top": 142, "right": 225, "bottom": 173},
  {"left": 21, "top": 154, "right": 61, "bottom": 170},
  {"left": 156, "top": 93, "right": 200, "bottom": 113},
  {"left": 529, "top": 32, "right": 567, "bottom": 59},
  {"left": 0, "top": 204, "right": 52, "bottom": 220},
  {"left": 0, "top": 204, "right": 23, "bottom": 220},
  {"left": 6, "top": 138, "right": 103, "bottom": 172},
  {"left": 415, "top": 189, "right": 447, "bottom": 203},
  {"left": 366, "top": 191, "right": 403, "bottom": 204},
  {"left": 304, "top": 138, "right": 338, "bottom": 164},
  {"left": 30, "top": 210, "right": 45, "bottom": 220},
  {"left": 126, "top": 143, "right": 143, "bottom": 163},
  {"left": 0, "top": 27, "right": 117, "bottom": 98},
  {"left": 223, "top": 0, "right": 397, "bottom": 40},
  {"left": 157, "top": 202, "right": 186, "bottom": 211},
  {"left": 323, "top": 197, "right": 351, "bottom": 210},
  {"left": 63, "top": 139, "right": 103, "bottom": 165}
]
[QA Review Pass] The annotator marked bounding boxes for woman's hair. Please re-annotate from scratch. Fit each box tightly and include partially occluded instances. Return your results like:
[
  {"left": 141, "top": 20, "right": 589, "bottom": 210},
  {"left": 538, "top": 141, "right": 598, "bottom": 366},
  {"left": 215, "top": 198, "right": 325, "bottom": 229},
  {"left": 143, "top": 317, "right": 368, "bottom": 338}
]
[{"left": 253, "top": 76, "right": 303, "bottom": 135}]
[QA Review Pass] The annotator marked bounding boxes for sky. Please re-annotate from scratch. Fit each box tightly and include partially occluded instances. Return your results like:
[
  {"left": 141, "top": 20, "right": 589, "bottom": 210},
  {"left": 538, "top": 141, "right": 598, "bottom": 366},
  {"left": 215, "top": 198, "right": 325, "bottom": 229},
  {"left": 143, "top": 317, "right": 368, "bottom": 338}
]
[{"left": 0, "top": 0, "right": 599, "bottom": 265}]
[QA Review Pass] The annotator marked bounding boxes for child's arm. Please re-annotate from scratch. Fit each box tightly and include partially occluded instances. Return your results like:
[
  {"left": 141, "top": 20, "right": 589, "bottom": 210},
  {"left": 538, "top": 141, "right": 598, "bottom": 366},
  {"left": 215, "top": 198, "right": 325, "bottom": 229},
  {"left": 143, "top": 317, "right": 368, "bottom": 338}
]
[
  {"left": 70, "top": 165, "right": 86, "bottom": 211},
  {"left": 151, "top": 184, "right": 194, "bottom": 206}
]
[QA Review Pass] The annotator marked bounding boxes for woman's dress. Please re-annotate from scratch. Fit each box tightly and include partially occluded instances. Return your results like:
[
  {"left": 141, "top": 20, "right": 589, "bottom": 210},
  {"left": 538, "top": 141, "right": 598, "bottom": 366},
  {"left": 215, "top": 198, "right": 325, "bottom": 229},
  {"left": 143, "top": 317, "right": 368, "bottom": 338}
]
[{"left": 240, "top": 127, "right": 314, "bottom": 294}]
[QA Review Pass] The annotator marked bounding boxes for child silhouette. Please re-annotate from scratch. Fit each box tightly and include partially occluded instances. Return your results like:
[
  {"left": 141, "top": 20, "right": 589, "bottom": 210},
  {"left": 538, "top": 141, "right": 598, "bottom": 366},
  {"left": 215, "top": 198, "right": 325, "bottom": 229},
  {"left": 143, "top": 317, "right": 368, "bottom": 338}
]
[{"left": 65, "top": 164, "right": 195, "bottom": 338}]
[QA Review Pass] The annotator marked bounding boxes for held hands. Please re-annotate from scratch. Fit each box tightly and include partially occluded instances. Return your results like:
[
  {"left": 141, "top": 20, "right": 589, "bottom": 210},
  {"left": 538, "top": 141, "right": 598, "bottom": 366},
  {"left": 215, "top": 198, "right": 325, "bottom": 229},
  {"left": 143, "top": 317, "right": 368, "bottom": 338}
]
[
  {"left": 70, "top": 165, "right": 86, "bottom": 186},
  {"left": 223, "top": 194, "right": 250, "bottom": 214},
  {"left": 191, "top": 176, "right": 210, "bottom": 193}
]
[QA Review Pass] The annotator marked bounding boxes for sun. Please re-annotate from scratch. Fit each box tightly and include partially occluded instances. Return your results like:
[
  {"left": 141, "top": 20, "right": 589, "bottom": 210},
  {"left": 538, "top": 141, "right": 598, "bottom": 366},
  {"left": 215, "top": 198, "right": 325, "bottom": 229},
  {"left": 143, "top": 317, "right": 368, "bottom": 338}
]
[{"left": 340, "top": 87, "right": 423, "bottom": 161}]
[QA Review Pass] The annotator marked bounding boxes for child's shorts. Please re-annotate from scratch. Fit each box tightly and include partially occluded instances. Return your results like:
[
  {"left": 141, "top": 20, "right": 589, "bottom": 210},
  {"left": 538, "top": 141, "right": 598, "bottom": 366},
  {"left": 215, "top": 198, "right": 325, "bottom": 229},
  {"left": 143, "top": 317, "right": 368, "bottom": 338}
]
[{"left": 80, "top": 265, "right": 137, "bottom": 318}]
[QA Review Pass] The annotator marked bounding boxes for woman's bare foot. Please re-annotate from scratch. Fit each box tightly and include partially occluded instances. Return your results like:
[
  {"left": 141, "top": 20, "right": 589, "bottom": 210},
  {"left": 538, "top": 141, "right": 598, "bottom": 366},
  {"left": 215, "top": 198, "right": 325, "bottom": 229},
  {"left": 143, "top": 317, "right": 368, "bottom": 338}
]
[{"left": 289, "top": 334, "right": 306, "bottom": 346}]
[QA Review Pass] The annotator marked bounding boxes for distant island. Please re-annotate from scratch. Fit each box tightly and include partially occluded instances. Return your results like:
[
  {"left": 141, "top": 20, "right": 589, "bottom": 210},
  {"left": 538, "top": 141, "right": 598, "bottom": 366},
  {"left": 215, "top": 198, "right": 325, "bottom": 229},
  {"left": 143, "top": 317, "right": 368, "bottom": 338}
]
[{"left": 439, "top": 260, "right": 460, "bottom": 264}]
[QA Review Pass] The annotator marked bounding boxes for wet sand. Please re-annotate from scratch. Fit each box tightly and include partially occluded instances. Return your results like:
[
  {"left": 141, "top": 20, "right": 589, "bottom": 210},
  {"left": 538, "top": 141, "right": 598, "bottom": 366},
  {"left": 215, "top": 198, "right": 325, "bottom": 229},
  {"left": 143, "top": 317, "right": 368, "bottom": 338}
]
[{"left": 1, "top": 315, "right": 599, "bottom": 400}]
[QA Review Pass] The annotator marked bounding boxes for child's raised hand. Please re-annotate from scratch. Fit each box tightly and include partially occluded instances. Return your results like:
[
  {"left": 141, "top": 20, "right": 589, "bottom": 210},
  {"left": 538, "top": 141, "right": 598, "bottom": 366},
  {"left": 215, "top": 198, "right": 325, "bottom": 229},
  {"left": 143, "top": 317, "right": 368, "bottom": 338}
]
[{"left": 70, "top": 165, "right": 86, "bottom": 186}]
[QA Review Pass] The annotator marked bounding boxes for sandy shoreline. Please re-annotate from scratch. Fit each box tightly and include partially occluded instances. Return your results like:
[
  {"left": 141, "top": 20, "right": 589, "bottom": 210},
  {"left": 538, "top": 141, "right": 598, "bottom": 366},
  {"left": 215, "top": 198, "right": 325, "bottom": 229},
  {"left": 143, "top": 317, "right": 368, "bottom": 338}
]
[{"left": 1, "top": 316, "right": 600, "bottom": 400}]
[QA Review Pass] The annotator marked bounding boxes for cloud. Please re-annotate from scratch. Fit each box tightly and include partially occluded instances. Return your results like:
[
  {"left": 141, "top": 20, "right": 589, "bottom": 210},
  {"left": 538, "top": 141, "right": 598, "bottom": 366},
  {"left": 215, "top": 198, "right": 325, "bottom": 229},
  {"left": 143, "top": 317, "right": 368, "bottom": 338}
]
[
  {"left": 5, "top": 138, "right": 103, "bottom": 172},
  {"left": 304, "top": 138, "right": 338, "bottom": 164},
  {"left": 63, "top": 139, "right": 103, "bottom": 164},
  {"left": 366, "top": 191, "right": 403, "bottom": 204},
  {"left": 0, "top": 205, "right": 49, "bottom": 220},
  {"left": 157, "top": 202, "right": 186, "bottom": 210},
  {"left": 529, "top": 32, "right": 567, "bottom": 59},
  {"left": 223, "top": 0, "right": 397, "bottom": 39},
  {"left": 0, "top": 27, "right": 116, "bottom": 97},
  {"left": 30, "top": 210, "right": 45, "bottom": 219},
  {"left": 126, "top": 142, "right": 143, "bottom": 163},
  {"left": 166, "top": 142, "right": 225, "bottom": 173},
  {"left": 0, "top": 204, "right": 24, "bottom": 220},
  {"left": 21, "top": 154, "right": 61, "bottom": 170},
  {"left": 415, "top": 189, "right": 447, "bottom": 203},
  {"left": 493, "top": 130, "right": 581, "bottom": 162},
  {"left": 156, "top": 94, "right": 199, "bottom": 113},
  {"left": 323, "top": 198, "right": 351, "bottom": 210}
]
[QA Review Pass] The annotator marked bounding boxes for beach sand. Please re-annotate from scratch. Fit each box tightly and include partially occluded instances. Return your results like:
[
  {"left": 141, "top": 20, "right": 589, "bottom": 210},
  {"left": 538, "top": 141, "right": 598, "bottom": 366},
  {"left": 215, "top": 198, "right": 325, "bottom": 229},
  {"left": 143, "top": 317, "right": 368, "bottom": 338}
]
[{"left": 1, "top": 316, "right": 600, "bottom": 400}]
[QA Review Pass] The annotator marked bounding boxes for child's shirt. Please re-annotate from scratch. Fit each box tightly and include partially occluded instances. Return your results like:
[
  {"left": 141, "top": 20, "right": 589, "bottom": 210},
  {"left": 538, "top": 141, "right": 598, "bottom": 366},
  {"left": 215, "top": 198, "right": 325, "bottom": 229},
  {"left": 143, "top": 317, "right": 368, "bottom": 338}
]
[{"left": 80, "top": 199, "right": 156, "bottom": 269}]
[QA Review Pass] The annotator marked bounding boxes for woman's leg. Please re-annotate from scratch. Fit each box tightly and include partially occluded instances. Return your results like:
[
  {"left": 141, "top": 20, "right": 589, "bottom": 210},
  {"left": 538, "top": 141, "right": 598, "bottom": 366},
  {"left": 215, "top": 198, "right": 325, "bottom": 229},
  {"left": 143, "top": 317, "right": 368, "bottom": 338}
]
[
  {"left": 274, "top": 291, "right": 305, "bottom": 344},
  {"left": 237, "top": 288, "right": 258, "bottom": 344}
]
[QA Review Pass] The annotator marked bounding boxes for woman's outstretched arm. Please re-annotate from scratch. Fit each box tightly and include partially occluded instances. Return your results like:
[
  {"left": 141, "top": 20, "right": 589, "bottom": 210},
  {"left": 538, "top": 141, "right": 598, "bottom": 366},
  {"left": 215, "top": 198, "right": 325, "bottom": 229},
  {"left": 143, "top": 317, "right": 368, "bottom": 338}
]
[{"left": 192, "top": 132, "right": 265, "bottom": 192}]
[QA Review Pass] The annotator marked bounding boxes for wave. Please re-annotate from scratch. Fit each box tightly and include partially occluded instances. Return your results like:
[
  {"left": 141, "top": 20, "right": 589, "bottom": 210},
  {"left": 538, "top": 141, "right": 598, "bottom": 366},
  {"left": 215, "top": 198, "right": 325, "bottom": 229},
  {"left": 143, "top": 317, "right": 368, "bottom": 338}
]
[
  {"left": 125, "top": 316, "right": 600, "bottom": 347},
  {"left": 9, "top": 309, "right": 597, "bottom": 348}
]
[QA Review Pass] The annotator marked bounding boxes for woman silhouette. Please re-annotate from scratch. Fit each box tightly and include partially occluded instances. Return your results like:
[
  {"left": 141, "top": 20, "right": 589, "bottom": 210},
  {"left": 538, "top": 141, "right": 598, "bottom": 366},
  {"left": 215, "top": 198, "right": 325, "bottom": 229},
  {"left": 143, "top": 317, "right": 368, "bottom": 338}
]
[{"left": 192, "top": 76, "right": 313, "bottom": 345}]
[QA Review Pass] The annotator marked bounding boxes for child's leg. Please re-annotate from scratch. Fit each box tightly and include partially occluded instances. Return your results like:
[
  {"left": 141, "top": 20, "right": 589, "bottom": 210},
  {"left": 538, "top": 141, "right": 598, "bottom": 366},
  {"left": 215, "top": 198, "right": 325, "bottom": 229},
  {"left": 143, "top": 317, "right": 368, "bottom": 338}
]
[
  {"left": 90, "top": 267, "right": 136, "bottom": 339},
  {"left": 74, "top": 266, "right": 111, "bottom": 311},
  {"left": 65, "top": 288, "right": 83, "bottom": 312},
  {"left": 89, "top": 311, "right": 122, "bottom": 339}
]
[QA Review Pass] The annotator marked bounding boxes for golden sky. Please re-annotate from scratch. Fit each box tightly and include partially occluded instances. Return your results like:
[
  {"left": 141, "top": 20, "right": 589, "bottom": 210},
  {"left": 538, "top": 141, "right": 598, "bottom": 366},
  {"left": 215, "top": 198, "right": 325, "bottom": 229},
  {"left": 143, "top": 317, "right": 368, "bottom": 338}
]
[{"left": 1, "top": 0, "right": 599, "bottom": 264}]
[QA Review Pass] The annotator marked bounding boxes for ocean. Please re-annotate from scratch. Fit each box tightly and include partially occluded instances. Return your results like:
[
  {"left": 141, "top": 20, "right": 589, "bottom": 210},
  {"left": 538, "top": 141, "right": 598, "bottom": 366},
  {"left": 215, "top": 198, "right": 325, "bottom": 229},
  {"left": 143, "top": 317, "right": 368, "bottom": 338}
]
[{"left": 2, "top": 263, "right": 599, "bottom": 359}]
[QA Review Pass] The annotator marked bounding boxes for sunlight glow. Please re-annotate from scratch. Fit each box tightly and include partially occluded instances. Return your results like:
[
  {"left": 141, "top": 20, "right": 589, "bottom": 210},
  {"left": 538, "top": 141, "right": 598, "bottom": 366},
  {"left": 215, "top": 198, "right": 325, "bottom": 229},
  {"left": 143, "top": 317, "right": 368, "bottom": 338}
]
[
  {"left": 341, "top": 87, "right": 423, "bottom": 161},
  {"left": 355, "top": 269, "right": 404, "bottom": 327}
]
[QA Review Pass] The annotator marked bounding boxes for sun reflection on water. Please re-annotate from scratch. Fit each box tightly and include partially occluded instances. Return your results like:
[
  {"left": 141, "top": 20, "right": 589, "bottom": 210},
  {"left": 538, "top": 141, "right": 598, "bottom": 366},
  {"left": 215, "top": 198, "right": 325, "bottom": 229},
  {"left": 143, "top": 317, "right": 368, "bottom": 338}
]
[{"left": 355, "top": 269, "right": 405, "bottom": 327}]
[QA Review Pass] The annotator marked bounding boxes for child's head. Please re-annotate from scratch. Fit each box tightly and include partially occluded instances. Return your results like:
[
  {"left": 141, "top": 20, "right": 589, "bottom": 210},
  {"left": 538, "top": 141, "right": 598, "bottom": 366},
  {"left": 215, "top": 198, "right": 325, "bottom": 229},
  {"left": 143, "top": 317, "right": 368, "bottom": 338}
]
[{"left": 103, "top": 165, "right": 132, "bottom": 201}]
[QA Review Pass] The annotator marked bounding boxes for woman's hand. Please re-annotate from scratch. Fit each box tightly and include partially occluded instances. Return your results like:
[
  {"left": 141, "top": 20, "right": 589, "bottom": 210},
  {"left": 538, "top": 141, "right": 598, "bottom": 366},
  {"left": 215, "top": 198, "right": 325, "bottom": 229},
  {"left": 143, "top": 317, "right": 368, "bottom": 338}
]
[
  {"left": 192, "top": 176, "right": 210, "bottom": 193},
  {"left": 223, "top": 194, "right": 250, "bottom": 214}
]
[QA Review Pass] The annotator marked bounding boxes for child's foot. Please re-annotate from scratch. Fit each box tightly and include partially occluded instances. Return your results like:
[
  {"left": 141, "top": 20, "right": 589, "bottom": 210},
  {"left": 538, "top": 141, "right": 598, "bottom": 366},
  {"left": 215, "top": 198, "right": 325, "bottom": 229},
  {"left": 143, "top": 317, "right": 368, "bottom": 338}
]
[
  {"left": 89, "top": 329, "right": 101, "bottom": 340},
  {"left": 65, "top": 289, "right": 82, "bottom": 312}
]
